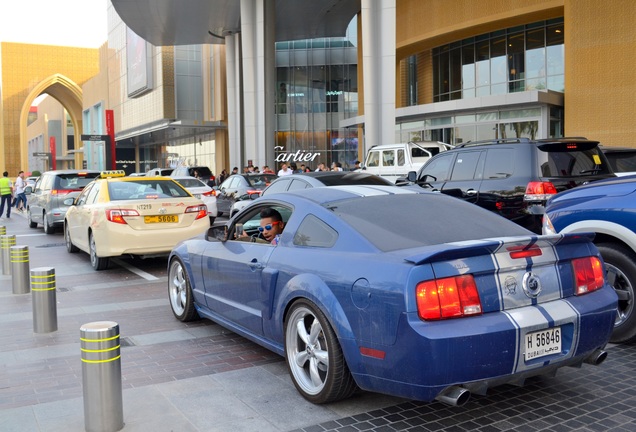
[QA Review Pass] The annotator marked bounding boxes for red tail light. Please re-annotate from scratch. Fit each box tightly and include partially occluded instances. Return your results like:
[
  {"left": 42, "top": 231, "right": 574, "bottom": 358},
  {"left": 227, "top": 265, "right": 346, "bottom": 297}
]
[
  {"left": 106, "top": 209, "right": 140, "bottom": 224},
  {"left": 202, "top": 190, "right": 216, "bottom": 197},
  {"left": 416, "top": 275, "right": 482, "bottom": 320},
  {"left": 524, "top": 181, "right": 557, "bottom": 201},
  {"left": 185, "top": 204, "right": 208, "bottom": 219},
  {"left": 51, "top": 189, "right": 78, "bottom": 196},
  {"left": 572, "top": 256, "right": 605, "bottom": 295}
]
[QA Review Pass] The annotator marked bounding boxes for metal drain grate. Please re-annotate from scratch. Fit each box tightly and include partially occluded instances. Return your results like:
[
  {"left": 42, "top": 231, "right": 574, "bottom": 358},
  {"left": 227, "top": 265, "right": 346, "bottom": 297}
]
[
  {"left": 120, "top": 337, "right": 135, "bottom": 347},
  {"left": 56, "top": 287, "right": 69, "bottom": 292},
  {"left": 37, "top": 243, "right": 65, "bottom": 248}
]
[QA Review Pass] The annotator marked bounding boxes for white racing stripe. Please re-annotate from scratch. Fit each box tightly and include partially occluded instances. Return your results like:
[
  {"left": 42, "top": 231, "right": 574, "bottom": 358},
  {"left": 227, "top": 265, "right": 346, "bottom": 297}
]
[{"left": 111, "top": 258, "right": 159, "bottom": 280}]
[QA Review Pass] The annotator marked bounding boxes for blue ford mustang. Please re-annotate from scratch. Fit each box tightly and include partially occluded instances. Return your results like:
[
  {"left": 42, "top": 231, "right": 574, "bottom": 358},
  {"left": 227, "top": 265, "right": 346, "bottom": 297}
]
[
  {"left": 544, "top": 175, "right": 636, "bottom": 343},
  {"left": 168, "top": 185, "right": 617, "bottom": 405}
]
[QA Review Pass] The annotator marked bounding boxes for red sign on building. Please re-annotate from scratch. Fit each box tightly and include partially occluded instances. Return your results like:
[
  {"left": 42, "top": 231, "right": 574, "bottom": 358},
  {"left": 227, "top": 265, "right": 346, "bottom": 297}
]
[{"left": 49, "top": 136, "right": 56, "bottom": 170}]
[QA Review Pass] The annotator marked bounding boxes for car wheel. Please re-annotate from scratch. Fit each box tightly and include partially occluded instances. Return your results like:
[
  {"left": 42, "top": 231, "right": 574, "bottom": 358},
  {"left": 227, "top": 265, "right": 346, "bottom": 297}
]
[
  {"left": 597, "top": 243, "right": 636, "bottom": 343},
  {"left": 168, "top": 258, "right": 199, "bottom": 322},
  {"left": 64, "top": 223, "right": 79, "bottom": 253},
  {"left": 43, "top": 213, "right": 54, "bottom": 235},
  {"left": 27, "top": 208, "right": 37, "bottom": 228},
  {"left": 89, "top": 232, "right": 109, "bottom": 271},
  {"left": 284, "top": 299, "right": 357, "bottom": 404}
]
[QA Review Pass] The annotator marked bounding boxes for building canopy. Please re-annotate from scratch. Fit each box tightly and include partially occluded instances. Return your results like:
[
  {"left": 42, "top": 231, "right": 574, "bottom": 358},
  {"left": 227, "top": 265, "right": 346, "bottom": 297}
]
[{"left": 111, "top": 0, "right": 361, "bottom": 45}]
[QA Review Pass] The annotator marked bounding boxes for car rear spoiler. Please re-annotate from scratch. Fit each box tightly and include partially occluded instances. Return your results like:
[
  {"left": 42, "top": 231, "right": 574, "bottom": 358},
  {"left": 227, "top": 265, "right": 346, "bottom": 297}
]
[{"left": 403, "top": 233, "right": 596, "bottom": 265}]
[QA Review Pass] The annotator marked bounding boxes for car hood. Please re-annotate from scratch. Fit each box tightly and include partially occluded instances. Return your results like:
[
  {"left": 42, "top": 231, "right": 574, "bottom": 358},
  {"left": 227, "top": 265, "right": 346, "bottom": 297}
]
[{"left": 546, "top": 176, "right": 636, "bottom": 208}]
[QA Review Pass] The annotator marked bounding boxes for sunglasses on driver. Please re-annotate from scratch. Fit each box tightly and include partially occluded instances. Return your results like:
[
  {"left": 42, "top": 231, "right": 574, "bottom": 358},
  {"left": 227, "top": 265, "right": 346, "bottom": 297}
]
[{"left": 258, "top": 221, "right": 281, "bottom": 232}]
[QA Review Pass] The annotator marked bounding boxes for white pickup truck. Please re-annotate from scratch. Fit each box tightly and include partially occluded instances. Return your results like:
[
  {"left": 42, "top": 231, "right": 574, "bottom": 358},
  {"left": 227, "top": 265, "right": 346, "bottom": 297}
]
[{"left": 360, "top": 141, "right": 452, "bottom": 183}]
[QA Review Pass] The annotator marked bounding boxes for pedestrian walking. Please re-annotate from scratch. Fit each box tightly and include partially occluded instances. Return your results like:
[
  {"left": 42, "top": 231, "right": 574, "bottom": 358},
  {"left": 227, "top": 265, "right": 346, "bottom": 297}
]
[
  {"left": 13, "top": 170, "right": 27, "bottom": 212},
  {"left": 0, "top": 171, "right": 14, "bottom": 218}
]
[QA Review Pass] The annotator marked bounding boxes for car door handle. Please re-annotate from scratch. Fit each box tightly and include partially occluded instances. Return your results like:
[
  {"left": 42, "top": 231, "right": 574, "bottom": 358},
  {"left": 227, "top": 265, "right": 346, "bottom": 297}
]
[
  {"left": 465, "top": 189, "right": 477, "bottom": 196},
  {"left": 249, "top": 259, "right": 263, "bottom": 270}
]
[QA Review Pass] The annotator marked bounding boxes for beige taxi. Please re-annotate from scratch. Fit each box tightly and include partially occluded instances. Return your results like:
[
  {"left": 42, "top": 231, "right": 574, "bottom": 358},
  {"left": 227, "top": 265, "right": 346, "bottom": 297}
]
[{"left": 64, "top": 170, "right": 210, "bottom": 270}]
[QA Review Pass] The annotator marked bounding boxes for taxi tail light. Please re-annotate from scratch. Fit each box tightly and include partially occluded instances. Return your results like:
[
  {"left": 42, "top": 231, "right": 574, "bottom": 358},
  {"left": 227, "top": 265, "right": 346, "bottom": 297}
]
[
  {"left": 572, "top": 256, "right": 605, "bottom": 295},
  {"left": 185, "top": 204, "right": 208, "bottom": 219},
  {"left": 416, "top": 275, "right": 482, "bottom": 321},
  {"left": 106, "top": 209, "right": 140, "bottom": 224}
]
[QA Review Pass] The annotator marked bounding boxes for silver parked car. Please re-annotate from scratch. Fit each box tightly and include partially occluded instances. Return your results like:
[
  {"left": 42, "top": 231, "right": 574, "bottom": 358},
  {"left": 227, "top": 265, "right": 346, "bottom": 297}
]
[{"left": 25, "top": 170, "right": 101, "bottom": 234}]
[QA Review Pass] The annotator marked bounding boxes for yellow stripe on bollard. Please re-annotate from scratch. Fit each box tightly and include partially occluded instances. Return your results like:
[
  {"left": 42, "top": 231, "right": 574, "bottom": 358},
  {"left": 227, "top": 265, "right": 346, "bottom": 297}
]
[{"left": 10, "top": 249, "right": 29, "bottom": 263}]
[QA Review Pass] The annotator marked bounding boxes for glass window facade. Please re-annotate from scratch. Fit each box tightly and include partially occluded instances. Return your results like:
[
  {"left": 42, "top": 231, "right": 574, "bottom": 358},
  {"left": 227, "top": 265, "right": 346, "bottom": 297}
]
[
  {"left": 274, "top": 18, "right": 360, "bottom": 171},
  {"left": 433, "top": 19, "right": 564, "bottom": 102}
]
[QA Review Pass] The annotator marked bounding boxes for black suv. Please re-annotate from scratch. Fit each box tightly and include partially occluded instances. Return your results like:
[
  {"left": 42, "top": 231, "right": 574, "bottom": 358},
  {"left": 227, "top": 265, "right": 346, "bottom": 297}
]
[{"left": 402, "top": 137, "right": 616, "bottom": 233}]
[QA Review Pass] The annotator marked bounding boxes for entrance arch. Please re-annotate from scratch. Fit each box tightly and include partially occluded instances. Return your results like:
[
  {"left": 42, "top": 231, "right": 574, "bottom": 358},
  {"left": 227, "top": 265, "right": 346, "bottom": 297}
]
[{"left": 20, "top": 74, "right": 85, "bottom": 170}]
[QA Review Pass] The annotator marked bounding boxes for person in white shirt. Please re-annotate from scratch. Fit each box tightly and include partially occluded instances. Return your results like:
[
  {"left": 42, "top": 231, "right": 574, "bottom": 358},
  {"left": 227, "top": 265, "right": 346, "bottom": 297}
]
[
  {"left": 13, "top": 170, "right": 27, "bottom": 212},
  {"left": 277, "top": 163, "right": 293, "bottom": 176}
]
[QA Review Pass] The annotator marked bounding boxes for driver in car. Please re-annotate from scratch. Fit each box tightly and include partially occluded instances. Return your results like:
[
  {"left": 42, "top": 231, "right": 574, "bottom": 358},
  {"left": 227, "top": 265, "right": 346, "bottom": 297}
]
[{"left": 237, "top": 208, "right": 285, "bottom": 245}]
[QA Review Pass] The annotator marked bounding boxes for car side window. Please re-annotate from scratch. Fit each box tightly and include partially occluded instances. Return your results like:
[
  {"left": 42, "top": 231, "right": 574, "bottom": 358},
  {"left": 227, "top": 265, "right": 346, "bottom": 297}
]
[
  {"left": 449, "top": 151, "right": 482, "bottom": 181},
  {"left": 483, "top": 148, "right": 514, "bottom": 179},
  {"left": 41, "top": 175, "right": 53, "bottom": 191},
  {"left": 382, "top": 150, "right": 395, "bottom": 167},
  {"left": 263, "top": 179, "right": 290, "bottom": 194},
  {"left": 83, "top": 183, "right": 100, "bottom": 204},
  {"left": 396, "top": 149, "right": 405, "bottom": 166},
  {"left": 230, "top": 204, "right": 292, "bottom": 244},
  {"left": 420, "top": 153, "right": 454, "bottom": 182},
  {"left": 293, "top": 214, "right": 338, "bottom": 248},
  {"left": 75, "top": 183, "right": 94, "bottom": 206},
  {"left": 367, "top": 151, "right": 379, "bottom": 167}
]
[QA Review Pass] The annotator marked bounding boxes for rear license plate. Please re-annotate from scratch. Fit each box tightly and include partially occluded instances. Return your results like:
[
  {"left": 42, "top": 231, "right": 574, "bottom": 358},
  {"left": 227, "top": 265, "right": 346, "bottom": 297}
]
[
  {"left": 524, "top": 327, "right": 561, "bottom": 361},
  {"left": 144, "top": 215, "right": 178, "bottom": 223}
]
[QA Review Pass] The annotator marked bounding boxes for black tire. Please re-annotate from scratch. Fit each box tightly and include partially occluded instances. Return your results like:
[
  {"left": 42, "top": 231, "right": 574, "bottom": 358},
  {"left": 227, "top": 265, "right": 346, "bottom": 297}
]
[
  {"left": 167, "top": 258, "right": 200, "bottom": 322},
  {"left": 597, "top": 243, "right": 636, "bottom": 343},
  {"left": 27, "top": 208, "right": 37, "bottom": 228},
  {"left": 89, "top": 232, "right": 109, "bottom": 271},
  {"left": 284, "top": 299, "right": 357, "bottom": 404},
  {"left": 64, "top": 223, "right": 79, "bottom": 253},
  {"left": 43, "top": 212, "right": 55, "bottom": 235}
]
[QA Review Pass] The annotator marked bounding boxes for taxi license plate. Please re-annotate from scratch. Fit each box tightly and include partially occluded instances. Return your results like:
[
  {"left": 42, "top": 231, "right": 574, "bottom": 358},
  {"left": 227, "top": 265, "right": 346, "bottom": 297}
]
[
  {"left": 524, "top": 327, "right": 561, "bottom": 361},
  {"left": 144, "top": 215, "right": 178, "bottom": 224}
]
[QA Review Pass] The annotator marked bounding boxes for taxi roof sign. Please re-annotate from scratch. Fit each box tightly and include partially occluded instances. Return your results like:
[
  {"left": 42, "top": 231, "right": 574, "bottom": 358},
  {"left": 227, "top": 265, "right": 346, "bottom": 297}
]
[{"left": 100, "top": 170, "right": 126, "bottom": 178}]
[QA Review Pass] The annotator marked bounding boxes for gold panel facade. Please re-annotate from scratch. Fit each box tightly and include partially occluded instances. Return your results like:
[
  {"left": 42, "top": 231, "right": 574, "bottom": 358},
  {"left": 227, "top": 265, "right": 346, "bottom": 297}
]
[{"left": 0, "top": 42, "right": 99, "bottom": 174}]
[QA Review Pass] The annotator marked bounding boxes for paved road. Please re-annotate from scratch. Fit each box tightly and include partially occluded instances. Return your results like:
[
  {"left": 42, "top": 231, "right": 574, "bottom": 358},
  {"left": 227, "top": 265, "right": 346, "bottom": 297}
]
[{"left": 0, "top": 213, "right": 635, "bottom": 431}]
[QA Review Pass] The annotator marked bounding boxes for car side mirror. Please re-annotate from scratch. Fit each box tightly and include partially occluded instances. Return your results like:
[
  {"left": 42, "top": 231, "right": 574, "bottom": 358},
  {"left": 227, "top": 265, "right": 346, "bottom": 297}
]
[
  {"left": 63, "top": 197, "right": 75, "bottom": 206},
  {"left": 407, "top": 171, "right": 417, "bottom": 182},
  {"left": 24, "top": 186, "right": 32, "bottom": 195},
  {"left": 205, "top": 225, "right": 227, "bottom": 242}
]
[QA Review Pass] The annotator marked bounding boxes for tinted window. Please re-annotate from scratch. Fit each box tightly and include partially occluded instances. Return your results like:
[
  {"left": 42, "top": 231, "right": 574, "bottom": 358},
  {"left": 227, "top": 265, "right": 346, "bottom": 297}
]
[
  {"left": 420, "top": 153, "right": 454, "bottom": 181},
  {"left": 246, "top": 174, "right": 278, "bottom": 188},
  {"left": 483, "top": 148, "right": 514, "bottom": 179},
  {"left": 450, "top": 151, "right": 481, "bottom": 180},
  {"left": 605, "top": 151, "right": 636, "bottom": 173},
  {"left": 538, "top": 147, "right": 612, "bottom": 177},
  {"left": 293, "top": 214, "right": 338, "bottom": 248},
  {"left": 316, "top": 173, "right": 393, "bottom": 186},
  {"left": 331, "top": 193, "right": 530, "bottom": 252},
  {"left": 54, "top": 172, "right": 100, "bottom": 190}
]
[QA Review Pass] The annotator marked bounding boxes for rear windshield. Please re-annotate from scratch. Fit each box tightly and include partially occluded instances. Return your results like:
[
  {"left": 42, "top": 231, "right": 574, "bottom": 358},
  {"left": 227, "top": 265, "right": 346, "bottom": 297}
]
[
  {"left": 537, "top": 145, "right": 613, "bottom": 177},
  {"left": 330, "top": 193, "right": 530, "bottom": 252},
  {"left": 108, "top": 180, "right": 191, "bottom": 200},
  {"left": 191, "top": 167, "right": 212, "bottom": 177},
  {"left": 316, "top": 173, "right": 393, "bottom": 186},
  {"left": 54, "top": 173, "right": 100, "bottom": 190},
  {"left": 175, "top": 178, "right": 207, "bottom": 188}
]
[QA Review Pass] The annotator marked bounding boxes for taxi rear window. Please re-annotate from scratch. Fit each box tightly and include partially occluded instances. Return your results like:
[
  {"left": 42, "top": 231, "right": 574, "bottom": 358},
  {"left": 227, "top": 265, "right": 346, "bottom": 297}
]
[{"left": 108, "top": 180, "right": 191, "bottom": 200}]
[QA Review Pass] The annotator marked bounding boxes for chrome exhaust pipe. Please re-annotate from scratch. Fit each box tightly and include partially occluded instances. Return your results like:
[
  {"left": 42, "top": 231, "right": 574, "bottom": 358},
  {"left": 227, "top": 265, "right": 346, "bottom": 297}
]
[
  {"left": 584, "top": 349, "right": 608, "bottom": 366},
  {"left": 435, "top": 386, "right": 471, "bottom": 407}
]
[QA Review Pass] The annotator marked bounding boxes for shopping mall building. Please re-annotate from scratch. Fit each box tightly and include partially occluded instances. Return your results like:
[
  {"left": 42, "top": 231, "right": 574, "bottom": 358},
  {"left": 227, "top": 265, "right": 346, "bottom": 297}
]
[{"left": 1, "top": 0, "right": 633, "bottom": 176}]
